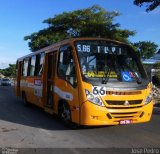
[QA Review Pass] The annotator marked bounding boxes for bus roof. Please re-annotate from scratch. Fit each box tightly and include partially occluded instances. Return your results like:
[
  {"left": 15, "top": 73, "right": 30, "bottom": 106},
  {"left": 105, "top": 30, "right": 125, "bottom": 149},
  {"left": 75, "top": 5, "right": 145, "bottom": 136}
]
[{"left": 17, "top": 37, "right": 130, "bottom": 61}]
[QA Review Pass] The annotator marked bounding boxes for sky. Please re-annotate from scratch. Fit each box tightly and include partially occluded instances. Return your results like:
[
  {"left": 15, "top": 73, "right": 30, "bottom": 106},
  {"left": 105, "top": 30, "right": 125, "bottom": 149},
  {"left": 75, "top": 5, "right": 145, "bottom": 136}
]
[{"left": 0, "top": 0, "right": 160, "bottom": 68}]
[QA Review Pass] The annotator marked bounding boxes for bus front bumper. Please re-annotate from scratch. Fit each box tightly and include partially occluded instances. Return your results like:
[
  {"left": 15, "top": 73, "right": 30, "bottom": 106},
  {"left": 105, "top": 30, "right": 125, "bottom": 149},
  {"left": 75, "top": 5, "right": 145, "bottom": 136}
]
[{"left": 80, "top": 101, "right": 153, "bottom": 126}]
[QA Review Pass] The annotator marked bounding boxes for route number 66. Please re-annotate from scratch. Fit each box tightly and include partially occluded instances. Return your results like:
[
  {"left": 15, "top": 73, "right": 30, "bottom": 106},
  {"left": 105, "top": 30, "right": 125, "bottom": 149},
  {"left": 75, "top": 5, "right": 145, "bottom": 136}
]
[{"left": 92, "top": 86, "right": 106, "bottom": 96}]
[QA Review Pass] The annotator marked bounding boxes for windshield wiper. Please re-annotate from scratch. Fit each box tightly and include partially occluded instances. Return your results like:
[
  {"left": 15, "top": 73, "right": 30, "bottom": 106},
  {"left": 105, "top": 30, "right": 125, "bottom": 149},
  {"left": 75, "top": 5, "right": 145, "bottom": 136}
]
[
  {"left": 134, "top": 72, "right": 142, "bottom": 84},
  {"left": 125, "top": 64, "right": 142, "bottom": 84},
  {"left": 102, "top": 67, "right": 111, "bottom": 84},
  {"left": 101, "top": 49, "right": 122, "bottom": 84}
]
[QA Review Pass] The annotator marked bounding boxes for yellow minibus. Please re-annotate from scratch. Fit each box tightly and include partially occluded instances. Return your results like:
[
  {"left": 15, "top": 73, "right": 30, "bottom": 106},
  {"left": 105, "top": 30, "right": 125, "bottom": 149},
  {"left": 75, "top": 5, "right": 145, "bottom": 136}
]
[{"left": 15, "top": 38, "right": 153, "bottom": 127}]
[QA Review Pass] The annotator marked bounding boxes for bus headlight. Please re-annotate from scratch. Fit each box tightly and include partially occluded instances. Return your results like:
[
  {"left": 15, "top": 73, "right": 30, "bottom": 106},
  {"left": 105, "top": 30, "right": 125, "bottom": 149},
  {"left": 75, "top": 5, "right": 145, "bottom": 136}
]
[
  {"left": 144, "top": 93, "right": 153, "bottom": 105},
  {"left": 85, "top": 90, "right": 104, "bottom": 106}
]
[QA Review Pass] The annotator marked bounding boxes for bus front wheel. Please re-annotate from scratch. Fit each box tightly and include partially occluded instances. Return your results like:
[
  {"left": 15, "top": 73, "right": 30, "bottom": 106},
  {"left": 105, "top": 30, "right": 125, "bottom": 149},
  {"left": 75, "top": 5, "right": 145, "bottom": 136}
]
[{"left": 58, "top": 101, "right": 77, "bottom": 128}]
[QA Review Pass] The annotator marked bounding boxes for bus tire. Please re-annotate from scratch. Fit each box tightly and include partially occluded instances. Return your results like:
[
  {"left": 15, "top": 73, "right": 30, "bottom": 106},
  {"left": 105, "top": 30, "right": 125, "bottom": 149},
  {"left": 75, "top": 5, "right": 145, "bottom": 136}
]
[{"left": 58, "top": 101, "right": 77, "bottom": 129}]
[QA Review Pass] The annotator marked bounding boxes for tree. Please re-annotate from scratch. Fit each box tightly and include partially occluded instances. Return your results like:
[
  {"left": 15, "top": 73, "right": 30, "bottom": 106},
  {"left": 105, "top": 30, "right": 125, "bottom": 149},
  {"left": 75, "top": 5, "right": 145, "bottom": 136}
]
[
  {"left": 132, "top": 41, "right": 158, "bottom": 59},
  {"left": 24, "top": 5, "right": 136, "bottom": 51},
  {"left": 134, "top": 0, "right": 160, "bottom": 12},
  {"left": 0, "top": 64, "right": 16, "bottom": 78}
]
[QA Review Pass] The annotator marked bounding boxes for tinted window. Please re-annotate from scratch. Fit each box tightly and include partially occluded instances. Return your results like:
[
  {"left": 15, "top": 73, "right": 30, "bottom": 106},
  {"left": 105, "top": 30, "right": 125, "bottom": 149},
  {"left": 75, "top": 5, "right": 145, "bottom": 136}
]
[
  {"left": 58, "top": 45, "right": 77, "bottom": 86},
  {"left": 23, "top": 59, "right": 29, "bottom": 76},
  {"left": 35, "top": 53, "right": 44, "bottom": 76},
  {"left": 30, "top": 56, "right": 36, "bottom": 76}
]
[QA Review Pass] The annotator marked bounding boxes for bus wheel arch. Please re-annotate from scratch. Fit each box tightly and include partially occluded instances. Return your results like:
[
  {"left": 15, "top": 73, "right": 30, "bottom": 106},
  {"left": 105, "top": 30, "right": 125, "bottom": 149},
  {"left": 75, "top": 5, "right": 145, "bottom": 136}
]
[{"left": 58, "top": 100, "right": 77, "bottom": 128}]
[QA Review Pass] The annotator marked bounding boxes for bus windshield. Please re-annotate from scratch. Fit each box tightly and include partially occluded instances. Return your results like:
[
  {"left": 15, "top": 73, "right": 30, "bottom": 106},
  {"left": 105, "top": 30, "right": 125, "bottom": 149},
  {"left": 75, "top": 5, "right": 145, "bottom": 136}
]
[{"left": 75, "top": 40, "right": 148, "bottom": 87}]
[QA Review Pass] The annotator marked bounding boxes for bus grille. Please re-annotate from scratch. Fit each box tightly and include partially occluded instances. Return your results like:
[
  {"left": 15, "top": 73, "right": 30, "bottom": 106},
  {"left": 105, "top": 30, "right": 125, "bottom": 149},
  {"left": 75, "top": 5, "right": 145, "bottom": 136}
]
[
  {"left": 106, "top": 106, "right": 142, "bottom": 109},
  {"left": 108, "top": 111, "right": 141, "bottom": 119},
  {"left": 106, "top": 91, "right": 141, "bottom": 95},
  {"left": 106, "top": 100, "right": 142, "bottom": 106}
]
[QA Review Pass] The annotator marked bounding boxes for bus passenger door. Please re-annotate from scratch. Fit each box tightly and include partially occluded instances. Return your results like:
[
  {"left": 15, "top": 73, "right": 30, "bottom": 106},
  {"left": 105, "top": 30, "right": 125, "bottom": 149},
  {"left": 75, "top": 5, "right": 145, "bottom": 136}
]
[{"left": 45, "top": 52, "right": 57, "bottom": 110}]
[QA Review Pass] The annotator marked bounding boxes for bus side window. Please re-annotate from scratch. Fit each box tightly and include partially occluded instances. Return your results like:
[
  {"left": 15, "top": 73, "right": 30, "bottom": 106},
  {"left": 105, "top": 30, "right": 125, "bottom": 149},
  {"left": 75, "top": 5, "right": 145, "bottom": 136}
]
[
  {"left": 22, "top": 58, "right": 29, "bottom": 76},
  {"left": 35, "top": 53, "right": 44, "bottom": 76},
  {"left": 16, "top": 61, "right": 18, "bottom": 76},
  {"left": 39, "top": 53, "right": 44, "bottom": 76},
  {"left": 30, "top": 55, "right": 36, "bottom": 76}
]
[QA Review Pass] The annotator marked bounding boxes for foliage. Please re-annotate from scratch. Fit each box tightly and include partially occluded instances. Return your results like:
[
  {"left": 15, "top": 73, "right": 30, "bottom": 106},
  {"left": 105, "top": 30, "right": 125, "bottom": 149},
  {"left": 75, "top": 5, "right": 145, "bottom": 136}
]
[
  {"left": 0, "top": 64, "right": 16, "bottom": 78},
  {"left": 132, "top": 41, "right": 158, "bottom": 59},
  {"left": 153, "top": 62, "right": 160, "bottom": 69},
  {"left": 134, "top": 0, "right": 160, "bottom": 12},
  {"left": 24, "top": 5, "right": 136, "bottom": 51}
]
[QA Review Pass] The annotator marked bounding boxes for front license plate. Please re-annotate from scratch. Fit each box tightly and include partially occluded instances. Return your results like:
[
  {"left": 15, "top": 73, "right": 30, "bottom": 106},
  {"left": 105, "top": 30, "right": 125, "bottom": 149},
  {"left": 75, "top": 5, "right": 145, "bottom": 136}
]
[{"left": 119, "top": 120, "right": 132, "bottom": 125}]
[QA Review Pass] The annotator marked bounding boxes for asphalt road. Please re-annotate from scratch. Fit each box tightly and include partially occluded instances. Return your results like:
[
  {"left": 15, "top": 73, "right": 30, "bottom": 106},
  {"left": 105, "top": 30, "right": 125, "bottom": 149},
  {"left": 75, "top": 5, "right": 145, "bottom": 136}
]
[{"left": 0, "top": 86, "right": 160, "bottom": 154}]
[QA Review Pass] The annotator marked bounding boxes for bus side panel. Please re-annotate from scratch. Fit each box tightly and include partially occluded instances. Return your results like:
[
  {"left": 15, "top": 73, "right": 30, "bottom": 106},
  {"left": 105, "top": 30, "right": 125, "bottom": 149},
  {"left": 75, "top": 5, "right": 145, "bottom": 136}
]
[{"left": 20, "top": 76, "right": 44, "bottom": 108}]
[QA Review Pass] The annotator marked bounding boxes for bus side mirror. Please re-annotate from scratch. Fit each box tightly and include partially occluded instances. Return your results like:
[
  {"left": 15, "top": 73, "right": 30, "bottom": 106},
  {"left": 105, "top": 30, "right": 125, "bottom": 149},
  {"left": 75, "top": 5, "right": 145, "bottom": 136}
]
[{"left": 152, "top": 75, "right": 159, "bottom": 86}]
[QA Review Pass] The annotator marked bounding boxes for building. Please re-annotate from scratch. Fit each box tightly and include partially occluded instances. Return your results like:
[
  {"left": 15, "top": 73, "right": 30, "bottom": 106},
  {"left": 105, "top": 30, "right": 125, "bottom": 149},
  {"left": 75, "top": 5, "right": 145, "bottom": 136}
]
[
  {"left": 143, "top": 49, "right": 160, "bottom": 65},
  {"left": 143, "top": 49, "right": 160, "bottom": 81}
]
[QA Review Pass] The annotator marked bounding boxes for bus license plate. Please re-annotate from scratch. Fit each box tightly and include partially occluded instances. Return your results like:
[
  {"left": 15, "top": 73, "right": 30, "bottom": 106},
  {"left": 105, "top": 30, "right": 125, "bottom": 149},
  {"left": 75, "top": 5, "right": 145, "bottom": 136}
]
[{"left": 119, "top": 120, "right": 132, "bottom": 125}]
